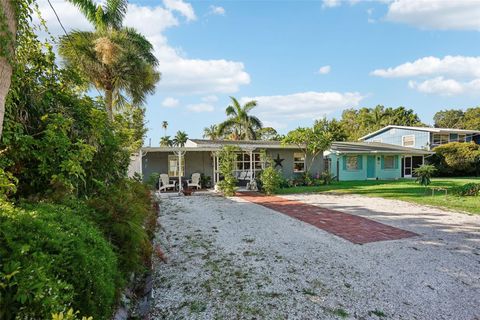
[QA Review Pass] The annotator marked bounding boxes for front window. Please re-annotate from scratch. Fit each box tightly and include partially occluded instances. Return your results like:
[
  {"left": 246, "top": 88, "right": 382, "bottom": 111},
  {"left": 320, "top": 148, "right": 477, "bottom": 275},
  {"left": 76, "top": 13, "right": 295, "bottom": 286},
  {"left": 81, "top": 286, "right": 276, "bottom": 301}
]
[
  {"left": 234, "top": 152, "right": 263, "bottom": 178},
  {"left": 433, "top": 134, "right": 449, "bottom": 145},
  {"left": 168, "top": 155, "right": 185, "bottom": 177},
  {"left": 384, "top": 156, "right": 395, "bottom": 169},
  {"left": 293, "top": 152, "right": 305, "bottom": 172},
  {"left": 346, "top": 156, "right": 358, "bottom": 170},
  {"left": 402, "top": 135, "right": 415, "bottom": 147}
]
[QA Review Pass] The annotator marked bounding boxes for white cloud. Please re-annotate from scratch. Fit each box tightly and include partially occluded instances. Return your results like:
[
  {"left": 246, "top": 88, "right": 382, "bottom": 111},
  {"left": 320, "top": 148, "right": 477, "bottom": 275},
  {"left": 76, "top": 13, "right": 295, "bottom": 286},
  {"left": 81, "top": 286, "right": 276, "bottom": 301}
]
[
  {"left": 161, "top": 97, "right": 180, "bottom": 108},
  {"left": 372, "top": 55, "right": 480, "bottom": 96},
  {"left": 209, "top": 5, "right": 226, "bottom": 15},
  {"left": 322, "top": 0, "right": 341, "bottom": 8},
  {"left": 37, "top": 1, "right": 250, "bottom": 95},
  {"left": 201, "top": 95, "right": 219, "bottom": 103},
  {"left": 371, "top": 56, "right": 480, "bottom": 78},
  {"left": 386, "top": 0, "right": 480, "bottom": 31},
  {"left": 163, "top": 0, "right": 196, "bottom": 21},
  {"left": 317, "top": 65, "right": 331, "bottom": 74},
  {"left": 409, "top": 77, "right": 480, "bottom": 96},
  {"left": 186, "top": 103, "right": 215, "bottom": 112},
  {"left": 241, "top": 91, "right": 364, "bottom": 127}
]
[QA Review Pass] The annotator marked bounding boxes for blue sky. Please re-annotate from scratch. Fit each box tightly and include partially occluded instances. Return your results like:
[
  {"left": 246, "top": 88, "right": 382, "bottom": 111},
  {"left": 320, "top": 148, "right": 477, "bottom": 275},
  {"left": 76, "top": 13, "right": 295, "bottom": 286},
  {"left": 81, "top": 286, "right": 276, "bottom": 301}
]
[{"left": 40, "top": 0, "right": 480, "bottom": 146}]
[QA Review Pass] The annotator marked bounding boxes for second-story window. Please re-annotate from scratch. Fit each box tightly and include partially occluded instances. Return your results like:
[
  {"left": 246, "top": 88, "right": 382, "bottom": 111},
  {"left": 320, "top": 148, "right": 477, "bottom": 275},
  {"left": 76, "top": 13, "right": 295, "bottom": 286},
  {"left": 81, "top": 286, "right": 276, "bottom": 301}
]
[
  {"left": 433, "top": 134, "right": 449, "bottom": 145},
  {"left": 402, "top": 135, "right": 415, "bottom": 147}
]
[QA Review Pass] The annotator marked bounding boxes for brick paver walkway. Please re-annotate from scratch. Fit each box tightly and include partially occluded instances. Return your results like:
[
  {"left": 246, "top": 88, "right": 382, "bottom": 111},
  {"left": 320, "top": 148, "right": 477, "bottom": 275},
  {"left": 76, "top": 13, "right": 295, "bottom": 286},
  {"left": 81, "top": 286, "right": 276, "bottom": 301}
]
[{"left": 237, "top": 192, "right": 418, "bottom": 244}]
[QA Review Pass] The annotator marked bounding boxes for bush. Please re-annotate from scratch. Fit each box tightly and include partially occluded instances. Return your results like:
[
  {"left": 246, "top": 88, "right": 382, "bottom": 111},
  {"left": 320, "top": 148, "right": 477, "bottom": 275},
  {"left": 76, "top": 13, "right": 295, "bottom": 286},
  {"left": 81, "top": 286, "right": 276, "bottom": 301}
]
[
  {"left": 321, "top": 171, "right": 335, "bottom": 185},
  {"left": 260, "top": 166, "right": 282, "bottom": 195},
  {"left": 0, "top": 201, "right": 118, "bottom": 320},
  {"left": 414, "top": 164, "right": 437, "bottom": 187},
  {"left": 452, "top": 183, "right": 480, "bottom": 196},
  {"left": 432, "top": 142, "right": 480, "bottom": 176},
  {"left": 217, "top": 146, "right": 238, "bottom": 196},
  {"left": 87, "top": 179, "right": 156, "bottom": 277}
]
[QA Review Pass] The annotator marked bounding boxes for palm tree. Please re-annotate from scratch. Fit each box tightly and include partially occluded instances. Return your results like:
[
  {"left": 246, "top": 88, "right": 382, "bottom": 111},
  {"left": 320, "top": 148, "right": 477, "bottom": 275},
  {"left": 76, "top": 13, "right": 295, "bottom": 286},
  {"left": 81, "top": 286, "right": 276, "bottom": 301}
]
[
  {"left": 173, "top": 131, "right": 188, "bottom": 147},
  {"left": 162, "top": 121, "right": 168, "bottom": 137},
  {"left": 59, "top": 0, "right": 160, "bottom": 120},
  {"left": 367, "top": 105, "right": 385, "bottom": 129},
  {"left": 0, "top": 0, "right": 17, "bottom": 139},
  {"left": 203, "top": 125, "right": 220, "bottom": 140},
  {"left": 160, "top": 136, "right": 173, "bottom": 147},
  {"left": 218, "top": 97, "right": 263, "bottom": 140}
]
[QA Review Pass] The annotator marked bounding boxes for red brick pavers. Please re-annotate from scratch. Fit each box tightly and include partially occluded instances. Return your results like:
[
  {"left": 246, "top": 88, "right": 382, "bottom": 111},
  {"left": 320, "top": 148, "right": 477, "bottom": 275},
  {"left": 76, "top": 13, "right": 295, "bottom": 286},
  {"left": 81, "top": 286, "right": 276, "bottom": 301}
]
[{"left": 237, "top": 192, "right": 418, "bottom": 244}]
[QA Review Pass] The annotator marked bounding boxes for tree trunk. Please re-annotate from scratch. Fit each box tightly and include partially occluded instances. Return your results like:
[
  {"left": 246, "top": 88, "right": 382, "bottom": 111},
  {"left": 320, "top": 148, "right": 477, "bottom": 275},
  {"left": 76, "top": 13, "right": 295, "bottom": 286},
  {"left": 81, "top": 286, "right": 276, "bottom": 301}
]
[
  {"left": 105, "top": 88, "right": 113, "bottom": 121},
  {"left": 0, "top": 0, "right": 17, "bottom": 140}
]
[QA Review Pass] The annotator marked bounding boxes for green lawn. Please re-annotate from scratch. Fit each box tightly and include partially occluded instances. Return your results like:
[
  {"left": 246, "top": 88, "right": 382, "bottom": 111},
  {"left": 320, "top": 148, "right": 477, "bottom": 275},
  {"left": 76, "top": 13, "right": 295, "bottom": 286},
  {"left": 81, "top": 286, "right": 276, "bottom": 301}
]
[{"left": 276, "top": 178, "right": 480, "bottom": 215}]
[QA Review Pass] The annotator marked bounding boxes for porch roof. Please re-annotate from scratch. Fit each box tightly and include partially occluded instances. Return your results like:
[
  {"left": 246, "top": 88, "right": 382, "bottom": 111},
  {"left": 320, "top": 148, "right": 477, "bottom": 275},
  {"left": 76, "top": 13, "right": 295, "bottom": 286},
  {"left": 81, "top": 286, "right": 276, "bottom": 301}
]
[{"left": 328, "top": 142, "right": 434, "bottom": 155}]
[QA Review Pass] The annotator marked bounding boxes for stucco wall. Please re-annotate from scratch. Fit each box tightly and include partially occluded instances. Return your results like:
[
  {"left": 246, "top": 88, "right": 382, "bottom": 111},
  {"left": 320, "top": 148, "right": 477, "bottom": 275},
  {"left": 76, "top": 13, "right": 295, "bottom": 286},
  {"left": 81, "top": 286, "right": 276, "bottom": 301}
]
[
  {"left": 265, "top": 149, "right": 324, "bottom": 179},
  {"left": 364, "top": 128, "right": 430, "bottom": 150},
  {"left": 328, "top": 154, "right": 402, "bottom": 181}
]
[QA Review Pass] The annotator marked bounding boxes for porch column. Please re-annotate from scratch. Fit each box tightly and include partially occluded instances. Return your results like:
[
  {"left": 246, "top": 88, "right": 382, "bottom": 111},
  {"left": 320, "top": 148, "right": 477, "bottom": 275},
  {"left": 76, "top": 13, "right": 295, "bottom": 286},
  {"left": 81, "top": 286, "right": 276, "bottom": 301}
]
[
  {"left": 212, "top": 152, "right": 216, "bottom": 186},
  {"left": 249, "top": 150, "right": 253, "bottom": 182}
]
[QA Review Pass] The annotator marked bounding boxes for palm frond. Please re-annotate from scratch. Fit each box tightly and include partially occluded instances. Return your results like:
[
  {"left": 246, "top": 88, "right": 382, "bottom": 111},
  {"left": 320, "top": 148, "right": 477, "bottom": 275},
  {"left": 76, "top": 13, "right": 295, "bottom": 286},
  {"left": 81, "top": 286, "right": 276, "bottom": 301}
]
[
  {"left": 66, "top": 0, "right": 98, "bottom": 26},
  {"left": 105, "top": 0, "right": 128, "bottom": 29}
]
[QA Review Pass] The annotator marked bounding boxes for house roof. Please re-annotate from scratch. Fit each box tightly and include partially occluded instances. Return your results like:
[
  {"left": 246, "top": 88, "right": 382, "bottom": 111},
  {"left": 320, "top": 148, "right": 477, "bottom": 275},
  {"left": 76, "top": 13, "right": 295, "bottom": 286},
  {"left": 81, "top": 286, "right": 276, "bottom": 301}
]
[
  {"left": 329, "top": 142, "right": 434, "bottom": 155},
  {"left": 359, "top": 125, "right": 480, "bottom": 141},
  {"left": 142, "top": 139, "right": 300, "bottom": 153}
]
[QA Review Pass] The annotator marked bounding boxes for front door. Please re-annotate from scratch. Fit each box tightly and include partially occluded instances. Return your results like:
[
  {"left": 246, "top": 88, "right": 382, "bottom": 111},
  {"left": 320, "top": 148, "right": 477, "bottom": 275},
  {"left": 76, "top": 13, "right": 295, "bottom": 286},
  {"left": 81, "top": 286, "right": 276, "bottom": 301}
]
[
  {"left": 367, "top": 155, "right": 376, "bottom": 179},
  {"left": 404, "top": 156, "right": 412, "bottom": 178}
]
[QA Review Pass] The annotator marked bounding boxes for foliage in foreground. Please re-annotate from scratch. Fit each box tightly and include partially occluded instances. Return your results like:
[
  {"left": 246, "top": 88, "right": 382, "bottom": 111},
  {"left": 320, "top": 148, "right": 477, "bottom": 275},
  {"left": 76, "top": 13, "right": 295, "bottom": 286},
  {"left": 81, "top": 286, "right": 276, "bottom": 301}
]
[
  {"left": 432, "top": 142, "right": 480, "bottom": 176},
  {"left": 217, "top": 146, "right": 238, "bottom": 196},
  {"left": 414, "top": 164, "right": 437, "bottom": 187},
  {"left": 260, "top": 166, "right": 282, "bottom": 195},
  {"left": 0, "top": 200, "right": 118, "bottom": 320}
]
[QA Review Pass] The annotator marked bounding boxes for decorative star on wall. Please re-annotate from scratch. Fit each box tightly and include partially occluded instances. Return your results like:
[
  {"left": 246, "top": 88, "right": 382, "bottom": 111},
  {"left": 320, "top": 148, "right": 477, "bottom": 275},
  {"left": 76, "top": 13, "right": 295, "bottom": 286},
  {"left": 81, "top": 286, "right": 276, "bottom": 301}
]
[{"left": 273, "top": 153, "right": 284, "bottom": 168}]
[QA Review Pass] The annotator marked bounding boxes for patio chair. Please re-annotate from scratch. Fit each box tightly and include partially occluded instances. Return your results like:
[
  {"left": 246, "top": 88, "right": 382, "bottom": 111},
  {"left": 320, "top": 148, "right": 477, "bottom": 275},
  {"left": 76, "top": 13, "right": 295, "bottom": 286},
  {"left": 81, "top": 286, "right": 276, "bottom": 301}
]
[
  {"left": 159, "top": 174, "right": 176, "bottom": 192},
  {"left": 188, "top": 173, "right": 202, "bottom": 190}
]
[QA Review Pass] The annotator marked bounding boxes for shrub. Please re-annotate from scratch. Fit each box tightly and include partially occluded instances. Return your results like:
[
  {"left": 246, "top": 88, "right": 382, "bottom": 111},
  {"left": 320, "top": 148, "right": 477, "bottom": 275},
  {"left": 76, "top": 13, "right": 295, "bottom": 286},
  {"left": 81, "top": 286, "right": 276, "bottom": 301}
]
[
  {"left": 87, "top": 179, "right": 156, "bottom": 277},
  {"left": 321, "top": 171, "right": 335, "bottom": 185},
  {"left": 414, "top": 164, "right": 437, "bottom": 187},
  {"left": 452, "top": 183, "right": 480, "bottom": 196},
  {"left": 260, "top": 166, "right": 282, "bottom": 195},
  {"left": 217, "top": 146, "right": 238, "bottom": 196},
  {"left": 0, "top": 201, "right": 118, "bottom": 320},
  {"left": 432, "top": 142, "right": 480, "bottom": 176},
  {"left": 146, "top": 172, "right": 160, "bottom": 190}
]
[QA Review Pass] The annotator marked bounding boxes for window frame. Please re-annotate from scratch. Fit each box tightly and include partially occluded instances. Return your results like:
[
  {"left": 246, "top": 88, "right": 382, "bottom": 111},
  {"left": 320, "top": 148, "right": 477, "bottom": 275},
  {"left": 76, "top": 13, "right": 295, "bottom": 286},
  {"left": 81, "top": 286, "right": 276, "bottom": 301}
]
[
  {"left": 383, "top": 155, "right": 395, "bottom": 170},
  {"left": 402, "top": 135, "right": 415, "bottom": 147},
  {"left": 433, "top": 133, "right": 449, "bottom": 145},
  {"left": 346, "top": 155, "right": 359, "bottom": 171},
  {"left": 168, "top": 154, "right": 185, "bottom": 177},
  {"left": 293, "top": 152, "right": 306, "bottom": 173}
]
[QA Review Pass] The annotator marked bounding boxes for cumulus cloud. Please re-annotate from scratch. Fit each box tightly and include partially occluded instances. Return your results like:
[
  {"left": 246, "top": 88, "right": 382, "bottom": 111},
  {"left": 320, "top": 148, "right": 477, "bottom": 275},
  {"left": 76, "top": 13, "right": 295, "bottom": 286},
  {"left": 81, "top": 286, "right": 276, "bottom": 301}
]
[
  {"left": 187, "top": 103, "right": 215, "bottom": 112},
  {"left": 161, "top": 97, "right": 180, "bottom": 108},
  {"left": 372, "top": 55, "right": 480, "bottom": 96},
  {"left": 386, "top": 0, "right": 480, "bottom": 31},
  {"left": 163, "top": 0, "right": 196, "bottom": 21},
  {"left": 37, "top": 0, "right": 250, "bottom": 95},
  {"left": 317, "top": 65, "right": 331, "bottom": 74},
  {"left": 201, "top": 95, "right": 219, "bottom": 103},
  {"left": 209, "top": 5, "right": 226, "bottom": 15},
  {"left": 241, "top": 91, "right": 364, "bottom": 127}
]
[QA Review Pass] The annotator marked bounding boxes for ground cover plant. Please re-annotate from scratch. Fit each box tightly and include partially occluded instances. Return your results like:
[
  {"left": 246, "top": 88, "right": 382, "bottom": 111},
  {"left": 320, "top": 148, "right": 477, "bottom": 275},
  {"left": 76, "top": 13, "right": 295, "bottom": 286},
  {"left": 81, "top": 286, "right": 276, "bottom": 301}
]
[{"left": 276, "top": 178, "right": 480, "bottom": 215}]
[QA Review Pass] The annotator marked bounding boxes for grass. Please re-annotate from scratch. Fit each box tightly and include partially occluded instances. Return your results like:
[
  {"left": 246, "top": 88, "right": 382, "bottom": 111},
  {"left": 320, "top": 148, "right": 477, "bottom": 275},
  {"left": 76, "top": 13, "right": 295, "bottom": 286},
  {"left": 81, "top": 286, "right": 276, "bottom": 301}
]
[{"left": 276, "top": 177, "right": 480, "bottom": 215}]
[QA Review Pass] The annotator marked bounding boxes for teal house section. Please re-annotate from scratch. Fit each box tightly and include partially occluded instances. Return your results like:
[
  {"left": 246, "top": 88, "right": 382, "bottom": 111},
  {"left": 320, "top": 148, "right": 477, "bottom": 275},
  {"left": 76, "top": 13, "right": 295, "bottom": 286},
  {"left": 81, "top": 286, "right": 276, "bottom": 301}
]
[{"left": 327, "top": 142, "right": 432, "bottom": 181}]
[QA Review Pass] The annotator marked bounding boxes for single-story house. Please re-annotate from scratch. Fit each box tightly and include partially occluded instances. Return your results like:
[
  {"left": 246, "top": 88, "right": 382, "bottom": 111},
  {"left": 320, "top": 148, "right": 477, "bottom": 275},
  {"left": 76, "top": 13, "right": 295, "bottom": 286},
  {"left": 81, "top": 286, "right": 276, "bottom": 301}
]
[
  {"left": 325, "top": 142, "right": 433, "bottom": 181},
  {"left": 359, "top": 125, "right": 480, "bottom": 150},
  {"left": 140, "top": 139, "right": 324, "bottom": 187}
]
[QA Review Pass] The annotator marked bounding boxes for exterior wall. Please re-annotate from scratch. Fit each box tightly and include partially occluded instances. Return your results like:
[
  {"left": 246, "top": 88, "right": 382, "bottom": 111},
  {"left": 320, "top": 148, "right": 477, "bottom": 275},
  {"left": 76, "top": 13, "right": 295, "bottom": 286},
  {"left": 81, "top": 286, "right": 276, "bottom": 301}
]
[
  {"left": 265, "top": 149, "right": 324, "bottom": 179},
  {"left": 328, "top": 154, "right": 402, "bottom": 181},
  {"left": 364, "top": 128, "right": 430, "bottom": 150},
  {"left": 142, "top": 151, "right": 214, "bottom": 182},
  {"left": 127, "top": 153, "right": 142, "bottom": 178}
]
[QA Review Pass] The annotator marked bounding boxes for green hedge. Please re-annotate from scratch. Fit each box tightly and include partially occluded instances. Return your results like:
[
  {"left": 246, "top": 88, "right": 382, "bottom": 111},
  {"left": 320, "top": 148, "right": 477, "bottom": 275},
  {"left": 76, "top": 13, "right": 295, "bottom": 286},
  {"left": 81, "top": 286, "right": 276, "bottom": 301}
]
[{"left": 0, "top": 201, "right": 119, "bottom": 320}]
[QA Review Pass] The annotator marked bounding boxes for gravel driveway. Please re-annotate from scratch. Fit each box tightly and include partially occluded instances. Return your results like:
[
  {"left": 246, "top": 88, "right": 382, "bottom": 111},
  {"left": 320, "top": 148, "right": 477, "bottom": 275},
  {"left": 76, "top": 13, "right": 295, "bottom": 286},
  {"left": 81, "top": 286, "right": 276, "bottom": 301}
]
[{"left": 150, "top": 192, "right": 480, "bottom": 320}]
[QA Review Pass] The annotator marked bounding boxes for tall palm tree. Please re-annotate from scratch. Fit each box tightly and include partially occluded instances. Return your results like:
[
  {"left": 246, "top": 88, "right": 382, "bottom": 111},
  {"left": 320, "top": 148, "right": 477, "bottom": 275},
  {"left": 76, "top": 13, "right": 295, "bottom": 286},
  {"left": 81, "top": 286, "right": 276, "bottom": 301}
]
[
  {"left": 0, "top": 0, "right": 17, "bottom": 139},
  {"left": 160, "top": 135, "right": 172, "bottom": 147},
  {"left": 162, "top": 121, "right": 168, "bottom": 137},
  {"left": 203, "top": 125, "right": 220, "bottom": 140},
  {"left": 218, "top": 97, "right": 263, "bottom": 140},
  {"left": 59, "top": 0, "right": 160, "bottom": 120},
  {"left": 173, "top": 131, "right": 188, "bottom": 147}
]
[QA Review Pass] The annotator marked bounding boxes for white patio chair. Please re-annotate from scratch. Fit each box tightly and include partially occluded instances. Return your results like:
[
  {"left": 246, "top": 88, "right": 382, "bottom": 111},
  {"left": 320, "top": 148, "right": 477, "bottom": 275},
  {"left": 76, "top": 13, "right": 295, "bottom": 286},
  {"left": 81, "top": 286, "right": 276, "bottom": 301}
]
[
  {"left": 159, "top": 174, "right": 176, "bottom": 192},
  {"left": 188, "top": 173, "right": 202, "bottom": 190}
]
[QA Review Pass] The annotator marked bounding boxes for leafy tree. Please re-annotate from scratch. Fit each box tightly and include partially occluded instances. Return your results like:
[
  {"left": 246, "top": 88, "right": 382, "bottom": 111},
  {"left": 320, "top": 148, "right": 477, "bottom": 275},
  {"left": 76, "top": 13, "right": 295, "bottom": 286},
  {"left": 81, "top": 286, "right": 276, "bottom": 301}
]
[
  {"left": 218, "top": 97, "right": 263, "bottom": 140},
  {"left": 160, "top": 136, "right": 173, "bottom": 147},
  {"left": 414, "top": 164, "right": 436, "bottom": 187},
  {"left": 282, "top": 126, "right": 333, "bottom": 174},
  {"left": 58, "top": 0, "right": 160, "bottom": 120},
  {"left": 314, "top": 117, "right": 347, "bottom": 142},
  {"left": 217, "top": 146, "right": 238, "bottom": 196},
  {"left": 256, "top": 127, "right": 281, "bottom": 141},
  {"left": 173, "top": 131, "right": 188, "bottom": 147},
  {"left": 463, "top": 107, "right": 480, "bottom": 130},
  {"left": 203, "top": 124, "right": 220, "bottom": 140},
  {"left": 433, "top": 109, "right": 465, "bottom": 128}
]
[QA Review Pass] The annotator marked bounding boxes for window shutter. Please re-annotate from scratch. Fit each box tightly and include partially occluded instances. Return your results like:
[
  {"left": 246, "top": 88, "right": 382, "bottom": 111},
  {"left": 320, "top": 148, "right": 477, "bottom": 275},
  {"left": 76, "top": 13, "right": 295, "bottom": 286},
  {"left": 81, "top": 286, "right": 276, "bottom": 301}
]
[
  {"left": 342, "top": 156, "right": 347, "bottom": 170},
  {"left": 394, "top": 155, "right": 399, "bottom": 169},
  {"left": 357, "top": 155, "right": 363, "bottom": 170},
  {"left": 381, "top": 156, "right": 385, "bottom": 170}
]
